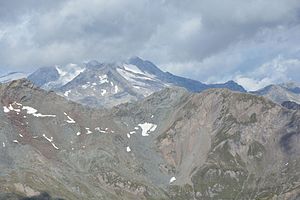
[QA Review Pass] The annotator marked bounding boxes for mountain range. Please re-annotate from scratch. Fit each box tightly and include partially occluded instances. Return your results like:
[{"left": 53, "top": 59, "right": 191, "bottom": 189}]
[
  {"left": 1, "top": 57, "right": 300, "bottom": 108},
  {"left": 0, "top": 79, "right": 299, "bottom": 199},
  {"left": 0, "top": 57, "right": 300, "bottom": 200},
  {"left": 1, "top": 57, "right": 246, "bottom": 108}
]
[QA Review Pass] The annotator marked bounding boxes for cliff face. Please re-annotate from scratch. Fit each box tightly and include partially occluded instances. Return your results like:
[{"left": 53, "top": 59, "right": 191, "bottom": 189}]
[{"left": 0, "top": 80, "right": 299, "bottom": 200}]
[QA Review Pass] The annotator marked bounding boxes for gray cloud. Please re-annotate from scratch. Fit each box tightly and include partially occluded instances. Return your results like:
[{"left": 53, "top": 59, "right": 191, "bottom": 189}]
[{"left": 0, "top": 0, "right": 300, "bottom": 89}]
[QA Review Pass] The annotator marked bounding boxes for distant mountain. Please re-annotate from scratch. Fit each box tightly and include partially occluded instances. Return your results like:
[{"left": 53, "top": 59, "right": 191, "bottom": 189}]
[
  {"left": 27, "top": 64, "right": 86, "bottom": 89},
  {"left": 28, "top": 57, "right": 245, "bottom": 107},
  {"left": 279, "top": 82, "right": 300, "bottom": 94},
  {"left": 0, "top": 72, "right": 28, "bottom": 83},
  {"left": 251, "top": 83, "right": 300, "bottom": 104},
  {"left": 0, "top": 79, "right": 299, "bottom": 199},
  {"left": 27, "top": 66, "right": 60, "bottom": 87},
  {"left": 209, "top": 80, "right": 246, "bottom": 92}
]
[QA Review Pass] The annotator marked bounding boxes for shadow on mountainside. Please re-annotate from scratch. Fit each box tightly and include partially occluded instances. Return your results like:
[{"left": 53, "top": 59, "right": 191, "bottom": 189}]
[{"left": 0, "top": 192, "right": 64, "bottom": 200}]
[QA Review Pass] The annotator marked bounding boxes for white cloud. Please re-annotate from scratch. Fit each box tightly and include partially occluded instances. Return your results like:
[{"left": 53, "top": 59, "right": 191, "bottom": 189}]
[
  {"left": 177, "top": 17, "right": 202, "bottom": 39},
  {"left": 234, "top": 56, "right": 300, "bottom": 91},
  {"left": 0, "top": 0, "right": 300, "bottom": 87},
  {"left": 235, "top": 76, "right": 273, "bottom": 91}
]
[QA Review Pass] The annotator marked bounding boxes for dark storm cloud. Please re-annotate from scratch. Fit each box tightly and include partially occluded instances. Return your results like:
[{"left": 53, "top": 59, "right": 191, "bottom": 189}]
[{"left": 0, "top": 0, "right": 300, "bottom": 90}]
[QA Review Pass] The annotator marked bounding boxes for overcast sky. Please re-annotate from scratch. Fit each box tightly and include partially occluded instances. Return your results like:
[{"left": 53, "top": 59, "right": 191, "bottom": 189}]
[{"left": 0, "top": 0, "right": 300, "bottom": 90}]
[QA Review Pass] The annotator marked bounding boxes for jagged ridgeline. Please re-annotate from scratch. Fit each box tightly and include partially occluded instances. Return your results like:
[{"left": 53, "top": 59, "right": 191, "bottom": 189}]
[
  {"left": 0, "top": 79, "right": 299, "bottom": 200},
  {"left": 25, "top": 57, "right": 245, "bottom": 108}
]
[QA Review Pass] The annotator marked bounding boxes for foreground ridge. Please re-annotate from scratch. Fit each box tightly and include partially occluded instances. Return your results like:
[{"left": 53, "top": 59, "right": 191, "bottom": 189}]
[{"left": 0, "top": 80, "right": 299, "bottom": 199}]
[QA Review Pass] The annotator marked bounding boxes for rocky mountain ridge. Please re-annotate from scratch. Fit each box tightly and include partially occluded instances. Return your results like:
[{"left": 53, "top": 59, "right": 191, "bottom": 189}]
[
  {"left": 252, "top": 83, "right": 300, "bottom": 104},
  {"left": 0, "top": 79, "right": 299, "bottom": 199},
  {"left": 2, "top": 57, "right": 300, "bottom": 108}
]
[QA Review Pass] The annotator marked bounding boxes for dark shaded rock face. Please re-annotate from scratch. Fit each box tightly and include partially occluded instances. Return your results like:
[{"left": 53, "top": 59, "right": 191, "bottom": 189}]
[
  {"left": 27, "top": 67, "right": 59, "bottom": 87},
  {"left": 0, "top": 79, "right": 299, "bottom": 199},
  {"left": 0, "top": 192, "right": 64, "bottom": 200},
  {"left": 282, "top": 101, "right": 300, "bottom": 110},
  {"left": 21, "top": 192, "right": 64, "bottom": 200}
]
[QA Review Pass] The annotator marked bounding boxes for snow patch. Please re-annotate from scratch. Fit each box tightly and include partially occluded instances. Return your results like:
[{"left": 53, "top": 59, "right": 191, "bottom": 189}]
[
  {"left": 2, "top": 142, "right": 5, "bottom": 147},
  {"left": 95, "top": 127, "right": 106, "bottom": 133},
  {"left": 22, "top": 106, "right": 56, "bottom": 118},
  {"left": 8, "top": 104, "right": 14, "bottom": 110},
  {"left": 42, "top": 134, "right": 59, "bottom": 150},
  {"left": 33, "top": 113, "right": 56, "bottom": 118},
  {"left": 51, "top": 142, "right": 59, "bottom": 150},
  {"left": 85, "top": 128, "right": 92, "bottom": 134},
  {"left": 126, "top": 146, "right": 131, "bottom": 152},
  {"left": 138, "top": 122, "right": 157, "bottom": 136},
  {"left": 99, "top": 74, "right": 109, "bottom": 84},
  {"left": 64, "top": 90, "right": 71, "bottom": 97},
  {"left": 127, "top": 133, "right": 131, "bottom": 138},
  {"left": 64, "top": 112, "right": 76, "bottom": 123},
  {"left": 101, "top": 89, "right": 107, "bottom": 96},
  {"left": 3, "top": 106, "right": 10, "bottom": 113},
  {"left": 24, "top": 107, "right": 37, "bottom": 114},
  {"left": 117, "top": 68, "right": 154, "bottom": 81},
  {"left": 43, "top": 134, "right": 53, "bottom": 142},
  {"left": 114, "top": 85, "right": 119, "bottom": 93},
  {"left": 14, "top": 102, "right": 22, "bottom": 106},
  {"left": 169, "top": 177, "right": 176, "bottom": 184},
  {"left": 66, "top": 116, "right": 75, "bottom": 123},
  {"left": 133, "top": 85, "right": 141, "bottom": 89},
  {"left": 123, "top": 64, "right": 145, "bottom": 75},
  {"left": 82, "top": 84, "right": 89, "bottom": 89}
]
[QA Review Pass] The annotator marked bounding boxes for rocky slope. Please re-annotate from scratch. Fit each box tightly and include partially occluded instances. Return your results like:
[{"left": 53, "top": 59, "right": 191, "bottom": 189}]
[
  {"left": 0, "top": 79, "right": 299, "bottom": 200},
  {"left": 27, "top": 57, "right": 245, "bottom": 108}
]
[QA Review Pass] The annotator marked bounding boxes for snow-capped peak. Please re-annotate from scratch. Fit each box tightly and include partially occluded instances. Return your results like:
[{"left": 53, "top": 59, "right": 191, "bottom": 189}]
[{"left": 26, "top": 57, "right": 247, "bottom": 108}]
